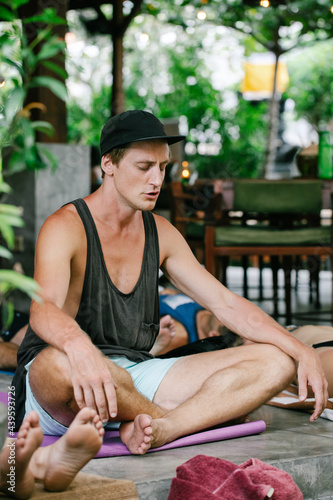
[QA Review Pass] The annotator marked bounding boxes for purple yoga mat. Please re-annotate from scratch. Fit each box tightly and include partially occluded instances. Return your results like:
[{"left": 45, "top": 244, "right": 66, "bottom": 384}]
[
  {"left": 0, "top": 392, "right": 266, "bottom": 456},
  {"left": 0, "top": 392, "right": 8, "bottom": 405},
  {"left": 40, "top": 420, "right": 266, "bottom": 457}
]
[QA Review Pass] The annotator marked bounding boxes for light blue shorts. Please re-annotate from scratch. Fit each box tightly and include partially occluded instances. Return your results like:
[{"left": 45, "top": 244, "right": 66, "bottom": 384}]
[{"left": 24, "top": 355, "right": 178, "bottom": 436}]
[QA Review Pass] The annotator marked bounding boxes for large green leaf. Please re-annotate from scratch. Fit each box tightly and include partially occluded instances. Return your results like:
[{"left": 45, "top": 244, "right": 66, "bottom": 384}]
[
  {"left": 37, "top": 144, "right": 58, "bottom": 171},
  {"left": 12, "top": 0, "right": 30, "bottom": 8},
  {"left": 0, "top": 6, "right": 13, "bottom": 21},
  {"left": 36, "top": 37, "right": 66, "bottom": 62},
  {"left": 0, "top": 270, "right": 41, "bottom": 301},
  {"left": 4, "top": 87, "right": 25, "bottom": 124},
  {"left": 20, "top": 117, "right": 36, "bottom": 149},
  {"left": 0, "top": 203, "right": 23, "bottom": 216},
  {"left": 29, "top": 76, "right": 68, "bottom": 102},
  {"left": 0, "top": 221, "right": 15, "bottom": 248},
  {"left": 41, "top": 60, "right": 68, "bottom": 80},
  {"left": 7, "top": 151, "right": 26, "bottom": 174},
  {"left": 31, "top": 121, "right": 54, "bottom": 137},
  {"left": 23, "top": 9, "right": 67, "bottom": 26},
  {"left": 0, "top": 246, "right": 13, "bottom": 260},
  {"left": 0, "top": 56, "right": 24, "bottom": 79},
  {"left": 1, "top": 302, "right": 15, "bottom": 331},
  {"left": 0, "top": 182, "right": 12, "bottom": 195}
]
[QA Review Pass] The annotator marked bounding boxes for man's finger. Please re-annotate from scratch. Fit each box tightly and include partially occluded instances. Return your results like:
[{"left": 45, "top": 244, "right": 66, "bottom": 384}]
[
  {"left": 104, "top": 379, "right": 118, "bottom": 419},
  {"left": 73, "top": 384, "right": 85, "bottom": 409},
  {"left": 82, "top": 386, "right": 97, "bottom": 412},
  {"left": 297, "top": 375, "right": 308, "bottom": 403},
  {"left": 94, "top": 387, "right": 111, "bottom": 423}
]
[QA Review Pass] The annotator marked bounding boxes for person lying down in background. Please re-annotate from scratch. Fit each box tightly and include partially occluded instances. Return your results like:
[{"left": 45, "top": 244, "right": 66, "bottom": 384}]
[{"left": 153, "top": 291, "right": 333, "bottom": 418}]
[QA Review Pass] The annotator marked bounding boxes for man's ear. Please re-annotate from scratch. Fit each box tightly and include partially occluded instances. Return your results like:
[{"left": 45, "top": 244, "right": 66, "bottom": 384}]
[{"left": 101, "top": 155, "right": 114, "bottom": 176}]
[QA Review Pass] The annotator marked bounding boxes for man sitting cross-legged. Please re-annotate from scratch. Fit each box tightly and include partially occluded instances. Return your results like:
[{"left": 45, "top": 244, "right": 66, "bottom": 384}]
[{"left": 11, "top": 110, "right": 328, "bottom": 456}]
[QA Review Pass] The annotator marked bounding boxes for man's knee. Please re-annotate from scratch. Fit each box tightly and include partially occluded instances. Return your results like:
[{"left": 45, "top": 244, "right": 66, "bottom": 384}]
[
  {"left": 107, "top": 361, "right": 135, "bottom": 392},
  {"left": 257, "top": 344, "right": 296, "bottom": 386},
  {"left": 29, "top": 347, "right": 73, "bottom": 404}
]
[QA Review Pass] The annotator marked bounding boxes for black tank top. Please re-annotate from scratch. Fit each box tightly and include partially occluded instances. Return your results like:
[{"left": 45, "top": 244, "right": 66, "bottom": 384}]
[{"left": 12, "top": 199, "right": 160, "bottom": 428}]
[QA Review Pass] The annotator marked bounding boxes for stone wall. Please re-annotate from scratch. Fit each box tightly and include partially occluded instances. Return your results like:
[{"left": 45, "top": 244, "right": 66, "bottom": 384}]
[{"left": 3, "top": 144, "right": 91, "bottom": 313}]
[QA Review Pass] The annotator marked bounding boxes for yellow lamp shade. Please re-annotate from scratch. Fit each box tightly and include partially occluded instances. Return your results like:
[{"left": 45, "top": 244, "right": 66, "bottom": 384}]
[{"left": 241, "top": 59, "right": 289, "bottom": 95}]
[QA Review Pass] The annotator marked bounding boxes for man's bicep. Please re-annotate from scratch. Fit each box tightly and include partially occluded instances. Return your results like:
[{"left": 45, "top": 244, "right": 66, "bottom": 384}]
[
  {"left": 156, "top": 216, "right": 227, "bottom": 308},
  {"left": 33, "top": 215, "right": 76, "bottom": 308}
]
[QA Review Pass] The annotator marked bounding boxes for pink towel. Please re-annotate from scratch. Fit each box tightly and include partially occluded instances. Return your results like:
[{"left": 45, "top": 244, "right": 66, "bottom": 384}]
[{"left": 167, "top": 455, "right": 303, "bottom": 500}]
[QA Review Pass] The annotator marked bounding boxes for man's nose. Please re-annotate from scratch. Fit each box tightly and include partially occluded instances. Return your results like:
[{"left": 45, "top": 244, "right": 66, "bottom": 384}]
[{"left": 150, "top": 166, "right": 164, "bottom": 187}]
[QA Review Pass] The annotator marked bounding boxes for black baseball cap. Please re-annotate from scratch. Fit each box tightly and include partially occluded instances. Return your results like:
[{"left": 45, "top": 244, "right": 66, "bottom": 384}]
[{"left": 100, "top": 110, "right": 186, "bottom": 157}]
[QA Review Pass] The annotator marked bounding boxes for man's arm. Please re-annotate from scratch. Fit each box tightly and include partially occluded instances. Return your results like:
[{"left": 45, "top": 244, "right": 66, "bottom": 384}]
[
  {"left": 156, "top": 215, "right": 329, "bottom": 420},
  {"left": 29, "top": 207, "right": 118, "bottom": 422}
]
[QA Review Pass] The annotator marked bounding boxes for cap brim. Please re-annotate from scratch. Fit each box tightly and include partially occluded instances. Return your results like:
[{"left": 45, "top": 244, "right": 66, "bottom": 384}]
[{"left": 123, "top": 135, "right": 186, "bottom": 146}]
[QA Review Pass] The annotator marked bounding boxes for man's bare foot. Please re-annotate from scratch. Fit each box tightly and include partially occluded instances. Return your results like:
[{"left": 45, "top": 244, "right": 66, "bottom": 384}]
[
  {"left": 29, "top": 407, "right": 104, "bottom": 492},
  {"left": 150, "top": 315, "right": 175, "bottom": 356},
  {"left": 119, "top": 414, "right": 155, "bottom": 454},
  {"left": 0, "top": 411, "right": 43, "bottom": 499}
]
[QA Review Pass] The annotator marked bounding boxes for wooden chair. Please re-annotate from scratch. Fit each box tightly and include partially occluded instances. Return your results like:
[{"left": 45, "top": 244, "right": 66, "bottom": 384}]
[
  {"left": 205, "top": 179, "right": 333, "bottom": 324},
  {"left": 166, "top": 181, "right": 221, "bottom": 264}
]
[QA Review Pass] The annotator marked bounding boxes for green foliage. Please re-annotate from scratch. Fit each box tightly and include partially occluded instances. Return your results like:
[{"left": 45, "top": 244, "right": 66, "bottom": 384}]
[
  {"left": 0, "top": 182, "right": 40, "bottom": 328},
  {"left": 286, "top": 39, "right": 333, "bottom": 130},
  {"left": 66, "top": 12, "right": 267, "bottom": 178},
  {"left": 67, "top": 84, "right": 112, "bottom": 146},
  {"left": 169, "top": 0, "right": 333, "bottom": 54},
  {"left": 0, "top": 1, "right": 66, "bottom": 325},
  {"left": 0, "top": 2, "right": 67, "bottom": 173}
]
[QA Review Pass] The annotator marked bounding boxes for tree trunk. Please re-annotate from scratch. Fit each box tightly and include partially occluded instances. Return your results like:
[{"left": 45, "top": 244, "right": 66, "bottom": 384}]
[
  {"left": 263, "top": 53, "right": 281, "bottom": 178},
  {"left": 19, "top": 0, "right": 68, "bottom": 143},
  {"left": 111, "top": 0, "right": 125, "bottom": 116}
]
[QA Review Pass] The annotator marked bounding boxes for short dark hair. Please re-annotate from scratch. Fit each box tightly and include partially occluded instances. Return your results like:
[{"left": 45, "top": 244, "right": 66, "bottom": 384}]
[
  {"left": 105, "top": 144, "right": 134, "bottom": 165},
  {"left": 101, "top": 144, "right": 133, "bottom": 178}
]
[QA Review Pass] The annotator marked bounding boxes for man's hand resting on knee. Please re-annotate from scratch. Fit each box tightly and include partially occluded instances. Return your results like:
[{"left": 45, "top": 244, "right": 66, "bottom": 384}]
[
  {"left": 65, "top": 335, "right": 118, "bottom": 423},
  {"left": 296, "top": 344, "right": 329, "bottom": 421}
]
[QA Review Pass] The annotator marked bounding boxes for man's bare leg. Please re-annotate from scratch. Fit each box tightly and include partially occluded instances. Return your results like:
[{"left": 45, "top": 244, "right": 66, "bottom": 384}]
[
  {"left": 29, "top": 346, "right": 166, "bottom": 425},
  {"left": 0, "top": 340, "right": 19, "bottom": 371},
  {"left": 29, "top": 407, "right": 104, "bottom": 492},
  {"left": 120, "top": 344, "right": 296, "bottom": 454},
  {"left": 0, "top": 411, "right": 43, "bottom": 499},
  {"left": 28, "top": 346, "right": 166, "bottom": 453}
]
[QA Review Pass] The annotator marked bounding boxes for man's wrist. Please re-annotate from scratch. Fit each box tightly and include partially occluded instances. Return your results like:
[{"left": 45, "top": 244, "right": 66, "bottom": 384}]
[{"left": 63, "top": 327, "right": 91, "bottom": 353}]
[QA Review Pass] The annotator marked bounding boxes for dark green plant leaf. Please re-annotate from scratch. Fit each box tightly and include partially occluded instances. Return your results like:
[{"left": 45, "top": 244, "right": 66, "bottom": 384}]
[
  {"left": 12, "top": 0, "right": 30, "bottom": 8},
  {"left": 0, "top": 6, "right": 13, "bottom": 21},
  {"left": 23, "top": 8, "right": 67, "bottom": 26},
  {"left": 30, "top": 76, "right": 68, "bottom": 102},
  {"left": 7, "top": 151, "right": 27, "bottom": 174},
  {"left": 37, "top": 144, "right": 58, "bottom": 171},
  {"left": 41, "top": 60, "right": 68, "bottom": 79},
  {"left": 36, "top": 37, "right": 66, "bottom": 62},
  {"left": 0, "top": 302, "right": 15, "bottom": 331},
  {"left": 31, "top": 120, "right": 54, "bottom": 137}
]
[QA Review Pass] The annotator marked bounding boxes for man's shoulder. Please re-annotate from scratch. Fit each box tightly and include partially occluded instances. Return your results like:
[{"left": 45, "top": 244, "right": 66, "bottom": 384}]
[
  {"left": 39, "top": 203, "right": 83, "bottom": 238},
  {"left": 153, "top": 212, "right": 174, "bottom": 231}
]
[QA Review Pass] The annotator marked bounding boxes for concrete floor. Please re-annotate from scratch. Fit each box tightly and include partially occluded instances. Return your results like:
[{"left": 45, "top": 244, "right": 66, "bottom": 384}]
[
  {"left": 82, "top": 406, "right": 333, "bottom": 500},
  {"left": 1, "top": 266, "right": 332, "bottom": 499}
]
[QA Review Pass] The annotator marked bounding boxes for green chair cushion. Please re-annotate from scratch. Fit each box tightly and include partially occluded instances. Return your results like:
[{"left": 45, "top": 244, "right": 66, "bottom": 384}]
[
  {"left": 187, "top": 221, "right": 205, "bottom": 239},
  {"left": 214, "top": 225, "right": 331, "bottom": 246},
  {"left": 233, "top": 180, "right": 323, "bottom": 214}
]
